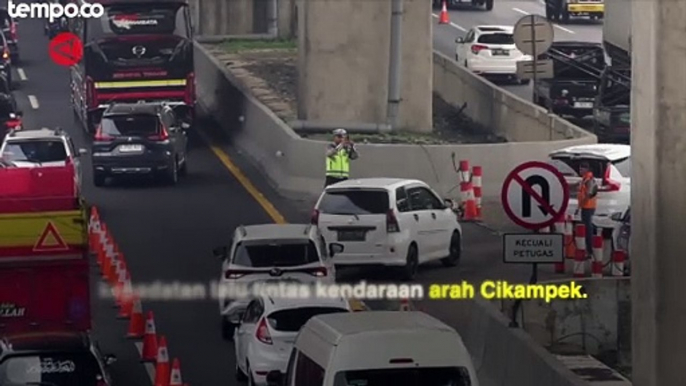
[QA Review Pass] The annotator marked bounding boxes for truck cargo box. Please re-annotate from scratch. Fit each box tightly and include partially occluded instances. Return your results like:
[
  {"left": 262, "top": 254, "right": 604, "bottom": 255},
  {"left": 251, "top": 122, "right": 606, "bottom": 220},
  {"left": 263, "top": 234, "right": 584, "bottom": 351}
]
[
  {"left": 0, "top": 259, "right": 91, "bottom": 334},
  {"left": 603, "top": 0, "right": 631, "bottom": 65},
  {"left": 0, "top": 165, "right": 78, "bottom": 213}
]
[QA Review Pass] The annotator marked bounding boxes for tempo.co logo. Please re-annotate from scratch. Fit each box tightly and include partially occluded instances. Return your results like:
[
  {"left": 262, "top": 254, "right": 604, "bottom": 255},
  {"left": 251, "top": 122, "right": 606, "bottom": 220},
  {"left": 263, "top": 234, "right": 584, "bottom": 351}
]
[{"left": 8, "top": 0, "right": 104, "bottom": 22}]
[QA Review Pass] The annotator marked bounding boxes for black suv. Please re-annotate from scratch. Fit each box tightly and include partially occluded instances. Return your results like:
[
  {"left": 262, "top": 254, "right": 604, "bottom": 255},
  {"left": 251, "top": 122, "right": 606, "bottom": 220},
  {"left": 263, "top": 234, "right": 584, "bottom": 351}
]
[
  {"left": 92, "top": 103, "right": 189, "bottom": 186},
  {"left": 0, "top": 332, "right": 116, "bottom": 385}
]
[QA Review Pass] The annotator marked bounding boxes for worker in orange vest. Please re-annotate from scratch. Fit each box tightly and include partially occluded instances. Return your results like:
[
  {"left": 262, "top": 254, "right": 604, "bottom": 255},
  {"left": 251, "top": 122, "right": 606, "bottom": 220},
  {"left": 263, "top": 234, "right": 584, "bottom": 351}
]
[{"left": 576, "top": 162, "right": 598, "bottom": 257}]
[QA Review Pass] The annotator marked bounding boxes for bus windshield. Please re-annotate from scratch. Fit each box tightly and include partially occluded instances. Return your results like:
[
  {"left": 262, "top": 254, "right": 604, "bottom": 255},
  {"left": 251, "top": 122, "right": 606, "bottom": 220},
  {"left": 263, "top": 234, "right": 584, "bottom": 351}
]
[{"left": 86, "top": 3, "right": 190, "bottom": 41}]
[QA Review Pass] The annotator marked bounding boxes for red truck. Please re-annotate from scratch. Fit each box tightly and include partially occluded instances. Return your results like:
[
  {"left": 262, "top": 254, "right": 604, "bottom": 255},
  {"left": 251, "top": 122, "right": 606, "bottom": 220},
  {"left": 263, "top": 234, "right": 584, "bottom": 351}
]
[{"left": 0, "top": 165, "right": 90, "bottom": 335}]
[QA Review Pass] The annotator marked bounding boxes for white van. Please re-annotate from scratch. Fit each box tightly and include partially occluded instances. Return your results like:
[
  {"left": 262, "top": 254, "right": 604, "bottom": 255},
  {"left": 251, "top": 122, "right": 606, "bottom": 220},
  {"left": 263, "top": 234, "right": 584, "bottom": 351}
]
[{"left": 265, "top": 311, "right": 478, "bottom": 386}]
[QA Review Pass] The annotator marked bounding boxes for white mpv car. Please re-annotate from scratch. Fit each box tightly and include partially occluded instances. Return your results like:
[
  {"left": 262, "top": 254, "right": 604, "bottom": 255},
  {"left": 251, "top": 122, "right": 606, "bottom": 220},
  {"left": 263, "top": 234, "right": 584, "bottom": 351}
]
[
  {"left": 548, "top": 144, "right": 631, "bottom": 233},
  {"left": 455, "top": 25, "right": 532, "bottom": 83},
  {"left": 214, "top": 224, "right": 337, "bottom": 340},
  {"left": 311, "top": 178, "right": 463, "bottom": 280},
  {"left": 234, "top": 295, "right": 351, "bottom": 386}
]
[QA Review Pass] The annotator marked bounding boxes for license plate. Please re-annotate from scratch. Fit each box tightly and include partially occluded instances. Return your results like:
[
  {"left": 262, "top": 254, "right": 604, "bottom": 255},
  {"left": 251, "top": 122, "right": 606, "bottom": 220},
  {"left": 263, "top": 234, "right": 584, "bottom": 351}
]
[
  {"left": 574, "top": 102, "right": 593, "bottom": 108},
  {"left": 338, "top": 230, "right": 366, "bottom": 242},
  {"left": 118, "top": 144, "right": 143, "bottom": 152},
  {"left": 492, "top": 49, "right": 509, "bottom": 56}
]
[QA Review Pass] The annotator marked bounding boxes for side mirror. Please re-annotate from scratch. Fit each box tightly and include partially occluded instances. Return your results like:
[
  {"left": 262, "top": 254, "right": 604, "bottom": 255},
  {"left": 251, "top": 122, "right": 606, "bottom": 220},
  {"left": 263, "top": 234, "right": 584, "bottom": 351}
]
[
  {"left": 78, "top": 148, "right": 88, "bottom": 156},
  {"left": 213, "top": 245, "right": 228, "bottom": 258},
  {"left": 443, "top": 198, "right": 454, "bottom": 209},
  {"left": 266, "top": 370, "right": 284, "bottom": 386},
  {"left": 610, "top": 212, "right": 623, "bottom": 222},
  {"left": 103, "top": 354, "right": 117, "bottom": 366},
  {"left": 455, "top": 37, "right": 464, "bottom": 43},
  {"left": 329, "top": 243, "right": 344, "bottom": 256}
]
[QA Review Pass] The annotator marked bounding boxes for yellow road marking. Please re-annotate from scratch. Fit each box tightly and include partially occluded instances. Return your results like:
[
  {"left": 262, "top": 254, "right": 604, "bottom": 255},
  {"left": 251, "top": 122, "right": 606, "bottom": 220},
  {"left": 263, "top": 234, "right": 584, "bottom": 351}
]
[
  {"left": 198, "top": 131, "right": 287, "bottom": 224},
  {"left": 94, "top": 79, "right": 187, "bottom": 89}
]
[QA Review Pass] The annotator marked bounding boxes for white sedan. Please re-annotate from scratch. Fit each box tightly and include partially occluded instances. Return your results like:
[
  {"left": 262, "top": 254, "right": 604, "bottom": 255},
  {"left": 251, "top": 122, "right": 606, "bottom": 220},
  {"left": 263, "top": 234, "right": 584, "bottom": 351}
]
[
  {"left": 455, "top": 25, "right": 532, "bottom": 83},
  {"left": 234, "top": 295, "right": 351, "bottom": 385}
]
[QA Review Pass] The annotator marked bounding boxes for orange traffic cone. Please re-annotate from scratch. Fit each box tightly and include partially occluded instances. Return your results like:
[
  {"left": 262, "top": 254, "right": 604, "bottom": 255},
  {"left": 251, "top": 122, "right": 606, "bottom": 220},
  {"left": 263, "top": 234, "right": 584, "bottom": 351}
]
[
  {"left": 462, "top": 193, "right": 478, "bottom": 221},
  {"left": 154, "top": 336, "right": 170, "bottom": 386},
  {"left": 127, "top": 296, "right": 145, "bottom": 339},
  {"left": 169, "top": 358, "right": 183, "bottom": 386},
  {"left": 117, "top": 273, "right": 134, "bottom": 319},
  {"left": 399, "top": 298, "right": 410, "bottom": 311},
  {"left": 439, "top": 0, "right": 449, "bottom": 24},
  {"left": 141, "top": 311, "right": 158, "bottom": 362}
]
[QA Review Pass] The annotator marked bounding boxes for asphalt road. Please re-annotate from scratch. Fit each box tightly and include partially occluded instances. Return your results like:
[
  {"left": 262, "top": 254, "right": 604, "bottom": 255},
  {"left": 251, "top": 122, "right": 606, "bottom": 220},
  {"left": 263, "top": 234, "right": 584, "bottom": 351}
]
[
  {"left": 16, "top": 16, "right": 559, "bottom": 386},
  {"left": 432, "top": 0, "right": 603, "bottom": 102}
]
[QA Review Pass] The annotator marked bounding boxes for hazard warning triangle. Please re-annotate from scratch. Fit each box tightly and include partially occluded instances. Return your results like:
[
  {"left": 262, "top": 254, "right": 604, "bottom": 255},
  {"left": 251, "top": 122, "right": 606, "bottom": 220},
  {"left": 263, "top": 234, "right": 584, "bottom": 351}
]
[{"left": 33, "top": 221, "right": 69, "bottom": 252}]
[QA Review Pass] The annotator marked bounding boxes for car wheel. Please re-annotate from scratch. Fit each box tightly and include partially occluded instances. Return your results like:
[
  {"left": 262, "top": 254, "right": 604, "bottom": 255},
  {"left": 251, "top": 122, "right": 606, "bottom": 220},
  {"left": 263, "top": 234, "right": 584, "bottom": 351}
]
[
  {"left": 221, "top": 319, "right": 235, "bottom": 340},
  {"left": 93, "top": 172, "right": 106, "bottom": 187},
  {"left": 179, "top": 156, "right": 188, "bottom": 176},
  {"left": 401, "top": 244, "right": 418, "bottom": 281},
  {"left": 166, "top": 158, "right": 179, "bottom": 185},
  {"left": 235, "top": 360, "right": 248, "bottom": 381},
  {"left": 485, "top": 0, "right": 493, "bottom": 10},
  {"left": 441, "top": 232, "right": 462, "bottom": 267},
  {"left": 561, "top": 8, "right": 570, "bottom": 23}
]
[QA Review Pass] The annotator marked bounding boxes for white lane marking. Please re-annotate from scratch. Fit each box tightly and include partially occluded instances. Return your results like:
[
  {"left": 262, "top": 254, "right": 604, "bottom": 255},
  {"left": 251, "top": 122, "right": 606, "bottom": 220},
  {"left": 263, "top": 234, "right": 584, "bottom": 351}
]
[
  {"left": 28, "top": 95, "right": 39, "bottom": 109},
  {"left": 135, "top": 341, "right": 156, "bottom": 383},
  {"left": 17, "top": 68, "right": 26, "bottom": 81},
  {"left": 511, "top": 8, "right": 575, "bottom": 34},
  {"left": 431, "top": 13, "right": 467, "bottom": 31}
]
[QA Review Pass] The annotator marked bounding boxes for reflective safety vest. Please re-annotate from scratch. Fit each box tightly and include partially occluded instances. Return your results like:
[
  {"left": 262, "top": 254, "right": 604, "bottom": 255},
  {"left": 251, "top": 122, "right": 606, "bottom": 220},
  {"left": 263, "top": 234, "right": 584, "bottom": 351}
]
[
  {"left": 578, "top": 172, "right": 597, "bottom": 209},
  {"left": 326, "top": 149, "right": 350, "bottom": 178}
]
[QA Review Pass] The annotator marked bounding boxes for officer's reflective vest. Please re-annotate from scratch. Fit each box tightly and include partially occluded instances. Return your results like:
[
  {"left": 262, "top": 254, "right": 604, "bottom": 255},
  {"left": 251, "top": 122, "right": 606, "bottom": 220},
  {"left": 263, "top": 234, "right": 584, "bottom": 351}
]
[
  {"left": 326, "top": 149, "right": 350, "bottom": 178},
  {"left": 578, "top": 172, "right": 597, "bottom": 209}
]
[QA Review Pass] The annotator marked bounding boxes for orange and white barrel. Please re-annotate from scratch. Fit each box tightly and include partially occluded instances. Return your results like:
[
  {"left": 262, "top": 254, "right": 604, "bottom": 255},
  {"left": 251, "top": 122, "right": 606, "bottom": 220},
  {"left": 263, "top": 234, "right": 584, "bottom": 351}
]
[
  {"left": 573, "top": 224, "right": 586, "bottom": 277},
  {"left": 472, "top": 166, "right": 482, "bottom": 219},
  {"left": 591, "top": 234, "right": 603, "bottom": 278}
]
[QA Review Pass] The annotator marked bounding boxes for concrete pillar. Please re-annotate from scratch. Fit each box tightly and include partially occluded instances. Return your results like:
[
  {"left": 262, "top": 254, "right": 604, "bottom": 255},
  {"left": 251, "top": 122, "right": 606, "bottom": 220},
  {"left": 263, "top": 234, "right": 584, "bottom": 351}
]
[
  {"left": 631, "top": 0, "right": 686, "bottom": 384},
  {"left": 296, "top": 0, "right": 432, "bottom": 132},
  {"left": 277, "top": 0, "right": 295, "bottom": 38},
  {"left": 193, "top": 0, "right": 254, "bottom": 36}
]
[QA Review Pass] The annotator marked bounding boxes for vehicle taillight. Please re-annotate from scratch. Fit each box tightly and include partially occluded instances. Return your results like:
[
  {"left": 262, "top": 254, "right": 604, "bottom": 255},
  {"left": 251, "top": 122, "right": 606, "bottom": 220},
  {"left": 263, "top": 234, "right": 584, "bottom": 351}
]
[
  {"left": 386, "top": 209, "right": 400, "bottom": 233},
  {"left": 2, "top": 49, "right": 8, "bottom": 60},
  {"left": 184, "top": 72, "right": 195, "bottom": 105},
  {"left": 149, "top": 125, "right": 170, "bottom": 141},
  {"left": 86, "top": 77, "right": 97, "bottom": 108},
  {"left": 96, "top": 379, "right": 107, "bottom": 386},
  {"left": 256, "top": 317, "right": 273, "bottom": 344},
  {"left": 303, "top": 267, "right": 327, "bottom": 277},
  {"left": 94, "top": 125, "right": 113, "bottom": 141},
  {"left": 599, "top": 163, "right": 621, "bottom": 192},
  {"left": 6, "top": 119, "right": 20, "bottom": 129},
  {"left": 9, "top": 23, "right": 16, "bottom": 41},
  {"left": 310, "top": 209, "right": 320, "bottom": 225},
  {"left": 471, "top": 44, "right": 488, "bottom": 54}
]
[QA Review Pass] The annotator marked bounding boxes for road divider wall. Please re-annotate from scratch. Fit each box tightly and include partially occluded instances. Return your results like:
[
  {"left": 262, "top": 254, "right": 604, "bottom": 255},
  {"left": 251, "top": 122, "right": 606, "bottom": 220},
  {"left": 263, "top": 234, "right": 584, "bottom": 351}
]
[
  {"left": 426, "top": 298, "right": 589, "bottom": 386},
  {"left": 195, "top": 42, "right": 597, "bottom": 200},
  {"left": 433, "top": 52, "right": 595, "bottom": 143}
]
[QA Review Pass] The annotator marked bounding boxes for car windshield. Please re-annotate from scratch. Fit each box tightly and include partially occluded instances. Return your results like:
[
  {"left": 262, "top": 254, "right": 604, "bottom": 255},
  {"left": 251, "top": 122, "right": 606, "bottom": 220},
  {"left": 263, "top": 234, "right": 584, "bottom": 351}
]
[
  {"left": 232, "top": 241, "right": 320, "bottom": 267},
  {"left": 548, "top": 157, "right": 606, "bottom": 178},
  {"left": 0, "top": 352, "right": 103, "bottom": 385},
  {"left": 2, "top": 140, "right": 67, "bottom": 163},
  {"left": 101, "top": 115, "right": 159, "bottom": 137},
  {"left": 267, "top": 307, "right": 348, "bottom": 332},
  {"left": 333, "top": 367, "right": 473, "bottom": 386},
  {"left": 318, "top": 190, "right": 389, "bottom": 215},
  {"left": 478, "top": 33, "right": 513, "bottom": 44},
  {"left": 87, "top": 3, "right": 190, "bottom": 40}
]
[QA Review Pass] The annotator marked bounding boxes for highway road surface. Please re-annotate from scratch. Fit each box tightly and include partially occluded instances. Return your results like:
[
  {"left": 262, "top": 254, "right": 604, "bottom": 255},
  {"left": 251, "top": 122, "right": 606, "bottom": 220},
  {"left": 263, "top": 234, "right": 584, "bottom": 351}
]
[
  {"left": 16, "top": 16, "right": 559, "bottom": 385},
  {"left": 432, "top": 0, "right": 603, "bottom": 102}
]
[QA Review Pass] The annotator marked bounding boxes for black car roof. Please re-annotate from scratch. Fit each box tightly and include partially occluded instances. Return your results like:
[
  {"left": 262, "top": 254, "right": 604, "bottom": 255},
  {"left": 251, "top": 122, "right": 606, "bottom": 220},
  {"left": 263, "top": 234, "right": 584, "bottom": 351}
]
[
  {"left": 104, "top": 103, "right": 164, "bottom": 116},
  {"left": 1, "top": 332, "right": 90, "bottom": 354}
]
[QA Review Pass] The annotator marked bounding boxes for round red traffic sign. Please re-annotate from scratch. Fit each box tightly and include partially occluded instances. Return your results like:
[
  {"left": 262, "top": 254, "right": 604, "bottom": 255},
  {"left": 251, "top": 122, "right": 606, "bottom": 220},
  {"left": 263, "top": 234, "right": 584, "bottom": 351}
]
[
  {"left": 500, "top": 161, "right": 569, "bottom": 230},
  {"left": 49, "top": 32, "right": 83, "bottom": 67}
]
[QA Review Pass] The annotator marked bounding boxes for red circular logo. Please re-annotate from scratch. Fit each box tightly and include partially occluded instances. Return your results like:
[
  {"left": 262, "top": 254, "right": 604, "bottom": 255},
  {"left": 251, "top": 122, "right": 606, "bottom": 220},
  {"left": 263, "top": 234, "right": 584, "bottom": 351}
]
[{"left": 49, "top": 32, "right": 83, "bottom": 67}]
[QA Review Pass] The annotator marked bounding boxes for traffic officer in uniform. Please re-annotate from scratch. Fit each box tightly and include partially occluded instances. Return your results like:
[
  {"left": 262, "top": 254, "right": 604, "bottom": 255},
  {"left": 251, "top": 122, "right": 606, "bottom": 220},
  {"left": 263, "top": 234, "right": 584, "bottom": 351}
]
[
  {"left": 577, "top": 162, "right": 598, "bottom": 257},
  {"left": 325, "top": 128, "right": 359, "bottom": 187}
]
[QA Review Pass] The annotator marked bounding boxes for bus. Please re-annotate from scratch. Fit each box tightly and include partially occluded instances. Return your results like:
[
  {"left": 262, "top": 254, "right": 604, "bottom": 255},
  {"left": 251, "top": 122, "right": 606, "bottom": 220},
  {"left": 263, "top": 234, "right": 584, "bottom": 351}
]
[{"left": 69, "top": 0, "right": 195, "bottom": 134}]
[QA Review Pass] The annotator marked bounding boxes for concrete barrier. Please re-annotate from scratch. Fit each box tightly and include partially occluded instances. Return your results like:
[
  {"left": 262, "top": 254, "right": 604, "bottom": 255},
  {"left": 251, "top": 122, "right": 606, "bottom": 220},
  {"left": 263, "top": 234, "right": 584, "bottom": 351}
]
[
  {"left": 195, "top": 43, "right": 596, "bottom": 200},
  {"left": 433, "top": 52, "right": 593, "bottom": 143}
]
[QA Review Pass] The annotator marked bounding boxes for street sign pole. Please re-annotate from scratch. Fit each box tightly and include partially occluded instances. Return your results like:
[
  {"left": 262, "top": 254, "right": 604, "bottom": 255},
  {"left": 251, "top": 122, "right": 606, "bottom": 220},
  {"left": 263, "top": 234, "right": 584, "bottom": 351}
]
[{"left": 500, "top": 160, "right": 568, "bottom": 328}]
